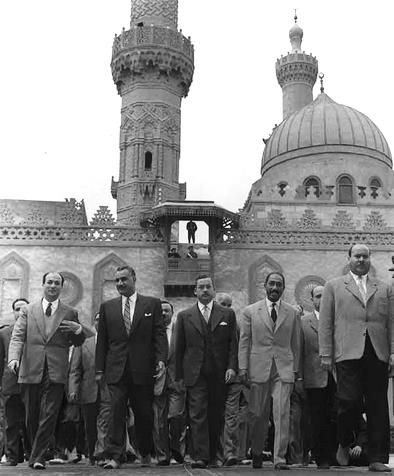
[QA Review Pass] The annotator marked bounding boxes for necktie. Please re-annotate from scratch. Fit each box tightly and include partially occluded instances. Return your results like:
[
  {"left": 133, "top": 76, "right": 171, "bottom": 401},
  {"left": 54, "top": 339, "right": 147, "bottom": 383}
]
[
  {"left": 202, "top": 305, "right": 210, "bottom": 323},
  {"left": 45, "top": 302, "right": 52, "bottom": 317},
  {"left": 357, "top": 276, "right": 367, "bottom": 304},
  {"left": 271, "top": 302, "right": 277, "bottom": 323},
  {"left": 123, "top": 298, "right": 131, "bottom": 335}
]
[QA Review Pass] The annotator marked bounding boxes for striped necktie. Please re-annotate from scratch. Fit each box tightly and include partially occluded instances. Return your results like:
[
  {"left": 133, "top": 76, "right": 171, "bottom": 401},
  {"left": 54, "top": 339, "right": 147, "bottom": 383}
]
[
  {"left": 202, "top": 305, "right": 210, "bottom": 323},
  {"left": 357, "top": 276, "right": 367, "bottom": 304},
  {"left": 45, "top": 302, "right": 52, "bottom": 317},
  {"left": 123, "top": 297, "right": 131, "bottom": 335}
]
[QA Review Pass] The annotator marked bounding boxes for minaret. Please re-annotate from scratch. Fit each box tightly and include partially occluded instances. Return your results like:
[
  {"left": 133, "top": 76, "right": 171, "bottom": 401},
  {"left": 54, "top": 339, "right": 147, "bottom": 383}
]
[
  {"left": 276, "top": 14, "right": 318, "bottom": 119},
  {"left": 111, "top": 0, "right": 194, "bottom": 225}
]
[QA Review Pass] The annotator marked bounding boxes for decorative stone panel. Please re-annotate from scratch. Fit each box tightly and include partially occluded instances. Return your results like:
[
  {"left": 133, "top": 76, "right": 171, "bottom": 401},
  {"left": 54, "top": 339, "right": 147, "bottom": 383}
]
[
  {"left": 331, "top": 210, "right": 355, "bottom": 229},
  {"left": 295, "top": 275, "right": 325, "bottom": 312},
  {"left": 248, "top": 255, "right": 283, "bottom": 304},
  {"left": 265, "top": 209, "right": 288, "bottom": 230},
  {"left": 90, "top": 206, "right": 116, "bottom": 227},
  {"left": 22, "top": 209, "right": 48, "bottom": 226},
  {"left": 0, "top": 252, "right": 29, "bottom": 323},
  {"left": 296, "top": 209, "right": 321, "bottom": 230},
  {"left": 92, "top": 253, "right": 128, "bottom": 314},
  {"left": 363, "top": 211, "right": 387, "bottom": 231},
  {"left": 130, "top": 0, "right": 178, "bottom": 29},
  {"left": 0, "top": 206, "right": 15, "bottom": 225},
  {"left": 59, "top": 271, "right": 83, "bottom": 307}
]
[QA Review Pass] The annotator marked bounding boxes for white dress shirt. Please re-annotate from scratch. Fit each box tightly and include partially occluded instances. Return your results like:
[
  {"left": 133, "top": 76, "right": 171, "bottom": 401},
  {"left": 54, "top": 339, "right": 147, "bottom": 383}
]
[
  {"left": 265, "top": 298, "right": 281, "bottom": 315},
  {"left": 350, "top": 271, "right": 367, "bottom": 294},
  {"left": 42, "top": 298, "right": 59, "bottom": 316},
  {"left": 198, "top": 300, "right": 213, "bottom": 320},
  {"left": 122, "top": 292, "right": 137, "bottom": 325}
]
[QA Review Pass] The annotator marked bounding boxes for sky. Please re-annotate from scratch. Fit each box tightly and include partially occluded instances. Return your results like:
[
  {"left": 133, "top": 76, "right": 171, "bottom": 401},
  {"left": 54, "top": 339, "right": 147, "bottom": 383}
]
[{"left": 1, "top": 1, "right": 393, "bottom": 224}]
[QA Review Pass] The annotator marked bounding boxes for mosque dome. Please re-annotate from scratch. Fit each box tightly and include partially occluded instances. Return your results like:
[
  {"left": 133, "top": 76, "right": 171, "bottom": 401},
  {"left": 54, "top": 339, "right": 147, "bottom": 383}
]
[{"left": 261, "top": 93, "right": 392, "bottom": 175}]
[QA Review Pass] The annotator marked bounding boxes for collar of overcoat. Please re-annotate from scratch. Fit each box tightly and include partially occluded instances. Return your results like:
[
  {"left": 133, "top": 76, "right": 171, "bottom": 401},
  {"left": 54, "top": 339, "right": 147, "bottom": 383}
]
[{"left": 344, "top": 272, "right": 378, "bottom": 306}]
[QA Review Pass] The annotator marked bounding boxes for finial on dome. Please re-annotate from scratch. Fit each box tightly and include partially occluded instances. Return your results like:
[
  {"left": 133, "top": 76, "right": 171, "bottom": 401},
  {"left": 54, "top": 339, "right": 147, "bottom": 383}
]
[
  {"left": 289, "top": 11, "right": 303, "bottom": 53},
  {"left": 319, "top": 73, "right": 325, "bottom": 93}
]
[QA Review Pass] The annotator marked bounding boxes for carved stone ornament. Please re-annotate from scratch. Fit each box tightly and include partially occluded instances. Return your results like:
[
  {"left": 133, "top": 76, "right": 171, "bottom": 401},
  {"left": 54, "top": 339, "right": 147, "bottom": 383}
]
[
  {"left": 363, "top": 211, "right": 387, "bottom": 231},
  {"left": 331, "top": 210, "right": 355, "bottom": 229},
  {"left": 295, "top": 275, "right": 325, "bottom": 312},
  {"left": 264, "top": 209, "right": 288, "bottom": 230},
  {"left": 130, "top": 0, "right": 178, "bottom": 29},
  {"left": 22, "top": 209, "right": 49, "bottom": 226},
  {"left": 59, "top": 271, "right": 83, "bottom": 307},
  {"left": 58, "top": 200, "right": 85, "bottom": 225},
  {"left": 296, "top": 209, "right": 321, "bottom": 230},
  {"left": 90, "top": 206, "right": 116, "bottom": 227},
  {"left": 0, "top": 205, "right": 15, "bottom": 225},
  {"left": 248, "top": 255, "right": 283, "bottom": 304}
]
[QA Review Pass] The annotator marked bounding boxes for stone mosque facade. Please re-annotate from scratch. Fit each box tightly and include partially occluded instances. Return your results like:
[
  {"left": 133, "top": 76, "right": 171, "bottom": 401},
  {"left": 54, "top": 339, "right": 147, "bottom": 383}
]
[{"left": 1, "top": 0, "right": 394, "bottom": 330}]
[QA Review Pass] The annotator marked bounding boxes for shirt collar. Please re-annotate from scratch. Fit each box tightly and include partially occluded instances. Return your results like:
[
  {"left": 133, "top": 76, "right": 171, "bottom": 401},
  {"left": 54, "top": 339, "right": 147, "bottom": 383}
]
[
  {"left": 350, "top": 271, "right": 367, "bottom": 284},
  {"left": 314, "top": 310, "right": 320, "bottom": 320},
  {"left": 122, "top": 292, "right": 137, "bottom": 304},
  {"left": 266, "top": 298, "right": 280, "bottom": 310},
  {"left": 42, "top": 297, "right": 59, "bottom": 312},
  {"left": 198, "top": 299, "right": 213, "bottom": 313}
]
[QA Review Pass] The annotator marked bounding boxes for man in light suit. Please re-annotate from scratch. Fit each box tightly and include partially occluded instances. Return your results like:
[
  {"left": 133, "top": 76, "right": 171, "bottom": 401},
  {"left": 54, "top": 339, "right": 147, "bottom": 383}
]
[
  {"left": 239, "top": 272, "right": 301, "bottom": 470},
  {"left": 95, "top": 265, "right": 168, "bottom": 469},
  {"left": 175, "top": 275, "right": 238, "bottom": 468},
  {"left": 8, "top": 272, "right": 85, "bottom": 470},
  {"left": 301, "top": 285, "right": 336, "bottom": 469},
  {"left": 0, "top": 298, "right": 30, "bottom": 466},
  {"left": 319, "top": 244, "right": 394, "bottom": 472}
]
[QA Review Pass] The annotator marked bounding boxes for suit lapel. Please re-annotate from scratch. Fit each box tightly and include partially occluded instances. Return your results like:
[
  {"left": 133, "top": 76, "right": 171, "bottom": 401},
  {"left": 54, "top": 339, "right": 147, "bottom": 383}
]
[
  {"left": 309, "top": 313, "right": 319, "bottom": 334},
  {"left": 366, "top": 276, "right": 378, "bottom": 304},
  {"left": 274, "top": 302, "right": 288, "bottom": 333},
  {"left": 129, "top": 294, "right": 143, "bottom": 336},
  {"left": 260, "top": 302, "right": 274, "bottom": 333},
  {"left": 210, "top": 302, "right": 223, "bottom": 331},
  {"left": 189, "top": 304, "right": 203, "bottom": 336},
  {"left": 344, "top": 273, "right": 366, "bottom": 305},
  {"left": 32, "top": 301, "right": 46, "bottom": 340},
  {"left": 47, "top": 301, "right": 67, "bottom": 342}
]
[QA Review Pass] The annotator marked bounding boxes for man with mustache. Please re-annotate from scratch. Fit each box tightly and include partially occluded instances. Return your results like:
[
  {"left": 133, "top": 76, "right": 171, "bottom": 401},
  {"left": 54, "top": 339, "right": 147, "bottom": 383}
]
[
  {"left": 319, "top": 244, "right": 394, "bottom": 472},
  {"left": 238, "top": 272, "right": 301, "bottom": 470},
  {"left": 175, "top": 275, "right": 238, "bottom": 468}
]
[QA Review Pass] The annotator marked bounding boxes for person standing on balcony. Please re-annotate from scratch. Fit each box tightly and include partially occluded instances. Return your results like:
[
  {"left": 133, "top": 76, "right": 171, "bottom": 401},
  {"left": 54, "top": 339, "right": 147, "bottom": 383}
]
[{"left": 186, "top": 220, "right": 197, "bottom": 244}]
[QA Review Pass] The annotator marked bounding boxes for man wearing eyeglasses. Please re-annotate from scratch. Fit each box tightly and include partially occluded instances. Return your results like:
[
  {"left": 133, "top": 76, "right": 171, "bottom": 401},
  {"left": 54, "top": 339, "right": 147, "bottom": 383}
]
[{"left": 8, "top": 272, "right": 85, "bottom": 470}]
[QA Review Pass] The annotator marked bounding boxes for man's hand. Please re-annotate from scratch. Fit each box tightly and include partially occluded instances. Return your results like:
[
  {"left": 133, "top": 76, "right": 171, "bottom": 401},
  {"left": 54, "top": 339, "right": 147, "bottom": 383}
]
[
  {"left": 389, "top": 353, "right": 394, "bottom": 370},
  {"left": 154, "top": 361, "right": 166, "bottom": 379},
  {"left": 8, "top": 360, "right": 19, "bottom": 375},
  {"left": 294, "top": 379, "right": 304, "bottom": 396},
  {"left": 320, "top": 356, "right": 333, "bottom": 372},
  {"left": 59, "top": 320, "right": 82, "bottom": 334},
  {"left": 95, "top": 372, "right": 104, "bottom": 383},
  {"left": 349, "top": 445, "right": 362, "bottom": 459},
  {"left": 225, "top": 369, "right": 236, "bottom": 384},
  {"left": 238, "top": 369, "right": 248, "bottom": 384},
  {"left": 173, "top": 379, "right": 185, "bottom": 393},
  {"left": 68, "top": 392, "right": 78, "bottom": 402}
]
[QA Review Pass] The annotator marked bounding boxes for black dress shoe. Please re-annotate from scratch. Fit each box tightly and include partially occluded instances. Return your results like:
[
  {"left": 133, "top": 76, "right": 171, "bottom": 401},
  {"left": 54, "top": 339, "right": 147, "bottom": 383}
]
[
  {"left": 171, "top": 451, "right": 184, "bottom": 464},
  {"left": 317, "top": 462, "right": 330, "bottom": 469},
  {"left": 224, "top": 456, "right": 238, "bottom": 466},
  {"left": 1, "top": 460, "right": 17, "bottom": 466},
  {"left": 369, "top": 462, "right": 392, "bottom": 472},
  {"left": 191, "top": 460, "right": 207, "bottom": 469},
  {"left": 209, "top": 459, "right": 221, "bottom": 468},
  {"left": 252, "top": 453, "right": 263, "bottom": 469},
  {"left": 274, "top": 462, "right": 290, "bottom": 470},
  {"left": 157, "top": 459, "right": 170, "bottom": 466}
]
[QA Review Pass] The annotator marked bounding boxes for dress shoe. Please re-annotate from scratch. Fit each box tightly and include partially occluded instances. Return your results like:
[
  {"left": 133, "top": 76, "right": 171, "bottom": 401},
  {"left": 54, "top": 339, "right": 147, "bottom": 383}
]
[
  {"left": 171, "top": 450, "right": 184, "bottom": 464},
  {"left": 97, "top": 458, "right": 108, "bottom": 467},
  {"left": 252, "top": 453, "right": 263, "bottom": 469},
  {"left": 317, "top": 462, "right": 330, "bottom": 469},
  {"left": 209, "top": 459, "right": 222, "bottom": 468},
  {"left": 224, "top": 456, "right": 238, "bottom": 466},
  {"left": 70, "top": 454, "right": 82, "bottom": 464},
  {"left": 157, "top": 459, "right": 170, "bottom": 466},
  {"left": 103, "top": 459, "right": 120, "bottom": 469},
  {"left": 33, "top": 462, "right": 46, "bottom": 470},
  {"left": 1, "top": 460, "right": 17, "bottom": 466},
  {"left": 48, "top": 457, "right": 67, "bottom": 465},
  {"left": 141, "top": 455, "right": 151, "bottom": 467},
  {"left": 336, "top": 444, "right": 350, "bottom": 466},
  {"left": 369, "top": 462, "right": 392, "bottom": 472},
  {"left": 274, "top": 462, "right": 290, "bottom": 470},
  {"left": 191, "top": 460, "right": 207, "bottom": 468}
]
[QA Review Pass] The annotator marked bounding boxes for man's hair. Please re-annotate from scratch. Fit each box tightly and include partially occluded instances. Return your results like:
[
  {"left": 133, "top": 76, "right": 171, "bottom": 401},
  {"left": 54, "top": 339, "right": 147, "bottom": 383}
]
[
  {"left": 116, "top": 265, "right": 136, "bottom": 279},
  {"left": 161, "top": 300, "right": 174, "bottom": 312},
  {"left": 348, "top": 243, "right": 371, "bottom": 257},
  {"left": 12, "top": 298, "right": 29, "bottom": 310},
  {"left": 264, "top": 271, "right": 285, "bottom": 287},
  {"left": 195, "top": 274, "right": 214, "bottom": 287},
  {"left": 42, "top": 272, "right": 64, "bottom": 286}
]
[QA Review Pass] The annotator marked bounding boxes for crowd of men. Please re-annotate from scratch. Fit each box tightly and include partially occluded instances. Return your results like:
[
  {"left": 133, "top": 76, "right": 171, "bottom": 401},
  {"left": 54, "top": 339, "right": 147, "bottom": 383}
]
[{"left": 0, "top": 243, "right": 393, "bottom": 472}]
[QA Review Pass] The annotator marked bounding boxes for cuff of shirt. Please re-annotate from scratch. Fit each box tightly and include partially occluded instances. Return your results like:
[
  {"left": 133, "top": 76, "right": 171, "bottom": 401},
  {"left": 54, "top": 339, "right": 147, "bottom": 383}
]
[{"left": 74, "top": 324, "right": 83, "bottom": 335}]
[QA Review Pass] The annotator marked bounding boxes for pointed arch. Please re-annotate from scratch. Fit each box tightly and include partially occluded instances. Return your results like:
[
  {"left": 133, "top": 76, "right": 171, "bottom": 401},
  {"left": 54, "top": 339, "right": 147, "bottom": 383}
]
[{"left": 248, "top": 255, "right": 283, "bottom": 304}]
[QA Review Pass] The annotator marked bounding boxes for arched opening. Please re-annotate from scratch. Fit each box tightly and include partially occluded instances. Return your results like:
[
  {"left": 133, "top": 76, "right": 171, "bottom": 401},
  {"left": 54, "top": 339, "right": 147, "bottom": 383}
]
[
  {"left": 144, "top": 151, "right": 152, "bottom": 170},
  {"left": 303, "top": 176, "right": 321, "bottom": 197},
  {"left": 337, "top": 175, "right": 354, "bottom": 204},
  {"left": 369, "top": 177, "right": 382, "bottom": 199}
]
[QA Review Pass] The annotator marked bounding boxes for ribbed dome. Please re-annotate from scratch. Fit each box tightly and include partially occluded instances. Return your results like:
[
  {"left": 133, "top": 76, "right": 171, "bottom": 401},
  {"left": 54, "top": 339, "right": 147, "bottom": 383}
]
[{"left": 262, "top": 93, "right": 392, "bottom": 173}]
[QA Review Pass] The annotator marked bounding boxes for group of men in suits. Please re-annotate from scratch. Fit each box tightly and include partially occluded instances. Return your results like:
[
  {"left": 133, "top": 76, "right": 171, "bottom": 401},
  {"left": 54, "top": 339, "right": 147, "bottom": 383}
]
[{"left": 0, "top": 241, "right": 393, "bottom": 472}]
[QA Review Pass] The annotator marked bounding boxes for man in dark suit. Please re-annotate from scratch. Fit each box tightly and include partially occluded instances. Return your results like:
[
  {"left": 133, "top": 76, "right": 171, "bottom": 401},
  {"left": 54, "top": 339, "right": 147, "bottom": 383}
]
[
  {"left": 0, "top": 298, "right": 30, "bottom": 466},
  {"left": 175, "top": 274, "right": 238, "bottom": 468},
  {"left": 8, "top": 272, "right": 85, "bottom": 470},
  {"left": 95, "top": 265, "right": 168, "bottom": 469},
  {"left": 319, "top": 244, "right": 394, "bottom": 472},
  {"left": 301, "top": 285, "right": 336, "bottom": 468}
]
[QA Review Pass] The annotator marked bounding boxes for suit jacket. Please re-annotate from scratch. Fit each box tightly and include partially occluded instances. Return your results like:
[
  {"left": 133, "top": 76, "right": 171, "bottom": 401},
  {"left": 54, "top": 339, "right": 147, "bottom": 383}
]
[
  {"left": 175, "top": 302, "right": 238, "bottom": 387},
  {"left": 95, "top": 293, "right": 168, "bottom": 385},
  {"left": 0, "top": 325, "right": 20, "bottom": 396},
  {"left": 301, "top": 312, "right": 329, "bottom": 389},
  {"left": 319, "top": 273, "right": 394, "bottom": 363},
  {"left": 8, "top": 300, "right": 85, "bottom": 385},
  {"left": 68, "top": 335, "right": 98, "bottom": 404},
  {"left": 238, "top": 300, "right": 301, "bottom": 384}
]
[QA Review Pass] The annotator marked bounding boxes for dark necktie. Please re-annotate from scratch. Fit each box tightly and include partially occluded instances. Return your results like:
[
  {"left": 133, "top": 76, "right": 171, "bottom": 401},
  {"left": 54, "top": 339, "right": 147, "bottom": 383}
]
[
  {"left": 45, "top": 302, "right": 52, "bottom": 317},
  {"left": 123, "top": 298, "right": 131, "bottom": 335},
  {"left": 271, "top": 302, "right": 277, "bottom": 323}
]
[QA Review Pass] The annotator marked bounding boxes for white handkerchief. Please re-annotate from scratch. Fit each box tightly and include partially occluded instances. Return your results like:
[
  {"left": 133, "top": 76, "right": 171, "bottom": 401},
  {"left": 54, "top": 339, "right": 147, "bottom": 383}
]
[
  {"left": 145, "top": 312, "right": 152, "bottom": 317},
  {"left": 219, "top": 321, "right": 228, "bottom": 326}
]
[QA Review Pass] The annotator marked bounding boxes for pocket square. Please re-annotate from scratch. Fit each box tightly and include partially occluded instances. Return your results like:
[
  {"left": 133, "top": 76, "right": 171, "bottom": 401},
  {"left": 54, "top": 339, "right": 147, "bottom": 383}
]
[
  {"left": 219, "top": 321, "right": 228, "bottom": 326},
  {"left": 145, "top": 312, "right": 152, "bottom": 317}
]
